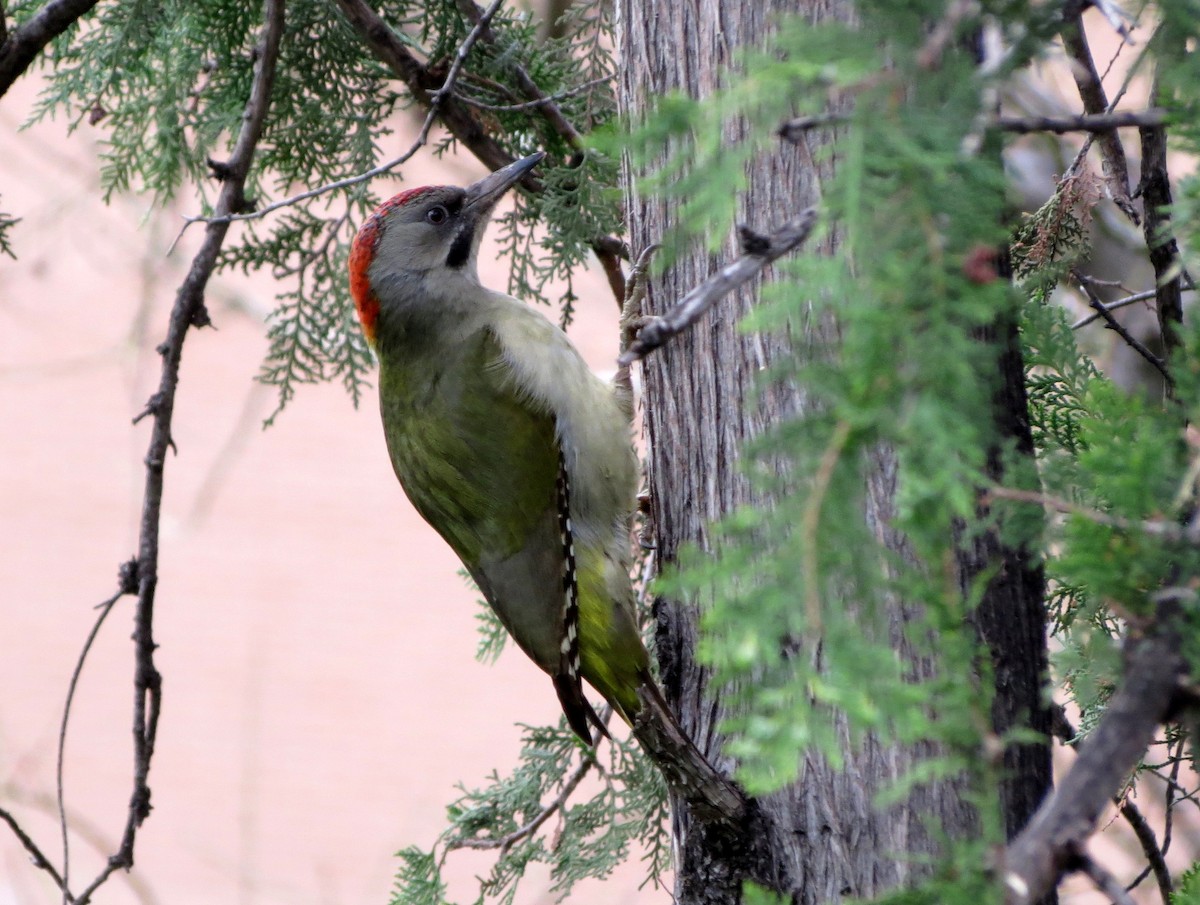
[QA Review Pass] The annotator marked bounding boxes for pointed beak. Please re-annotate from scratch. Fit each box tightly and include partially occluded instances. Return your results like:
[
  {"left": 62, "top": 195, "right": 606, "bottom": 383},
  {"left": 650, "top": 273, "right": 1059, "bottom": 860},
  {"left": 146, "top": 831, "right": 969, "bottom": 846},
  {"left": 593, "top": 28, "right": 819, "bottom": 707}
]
[{"left": 464, "top": 152, "right": 545, "bottom": 212}]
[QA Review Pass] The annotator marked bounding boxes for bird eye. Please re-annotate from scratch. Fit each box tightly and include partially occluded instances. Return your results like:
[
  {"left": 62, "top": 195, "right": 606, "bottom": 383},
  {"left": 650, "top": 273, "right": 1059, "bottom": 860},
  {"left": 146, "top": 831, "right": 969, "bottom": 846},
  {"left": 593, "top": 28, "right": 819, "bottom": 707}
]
[{"left": 425, "top": 205, "right": 448, "bottom": 225}]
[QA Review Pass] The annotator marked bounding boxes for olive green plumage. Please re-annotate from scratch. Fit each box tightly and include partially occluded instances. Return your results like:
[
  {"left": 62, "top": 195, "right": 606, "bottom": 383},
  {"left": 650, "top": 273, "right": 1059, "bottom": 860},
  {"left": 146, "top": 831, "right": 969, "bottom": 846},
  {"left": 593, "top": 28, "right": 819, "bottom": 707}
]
[{"left": 351, "top": 154, "right": 648, "bottom": 742}]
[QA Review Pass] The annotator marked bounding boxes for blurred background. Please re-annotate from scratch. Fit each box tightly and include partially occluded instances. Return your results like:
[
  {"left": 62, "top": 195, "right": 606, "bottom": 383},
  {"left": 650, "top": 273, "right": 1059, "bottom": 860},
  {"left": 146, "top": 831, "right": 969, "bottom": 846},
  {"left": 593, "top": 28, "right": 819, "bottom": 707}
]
[{"left": 0, "top": 73, "right": 654, "bottom": 904}]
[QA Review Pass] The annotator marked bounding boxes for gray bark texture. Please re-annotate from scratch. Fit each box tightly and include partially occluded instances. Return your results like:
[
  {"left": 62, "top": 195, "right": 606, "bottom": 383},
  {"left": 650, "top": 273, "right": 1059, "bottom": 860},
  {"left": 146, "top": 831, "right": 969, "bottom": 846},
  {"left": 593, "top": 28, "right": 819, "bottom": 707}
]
[{"left": 616, "top": 2, "right": 1054, "bottom": 904}]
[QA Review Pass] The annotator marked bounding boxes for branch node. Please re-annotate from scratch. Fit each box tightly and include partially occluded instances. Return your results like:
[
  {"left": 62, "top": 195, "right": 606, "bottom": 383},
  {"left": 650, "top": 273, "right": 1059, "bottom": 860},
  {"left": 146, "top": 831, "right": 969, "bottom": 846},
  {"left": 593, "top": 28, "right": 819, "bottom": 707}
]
[
  {"left": 206, "top": 157, "right": 234, "bottom": 182},
  {"left": 737, "top": 225, "right": 771, "bottom": 255},
  {"left": 189, "top": 303, "right": 213, "bottom": 329},
  {"left": 117, "top": 559, "right": 139, "bottom": 596},
  {"left": 131, "top": 393, "right": 164, "bottom": 425}
]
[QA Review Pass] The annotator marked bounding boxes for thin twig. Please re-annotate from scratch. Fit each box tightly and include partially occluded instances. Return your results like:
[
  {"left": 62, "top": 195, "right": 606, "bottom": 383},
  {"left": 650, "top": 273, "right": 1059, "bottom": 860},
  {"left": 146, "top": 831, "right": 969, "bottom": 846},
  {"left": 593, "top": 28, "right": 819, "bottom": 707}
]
[
  {"left": 449, "top": 755, "right": 597, "bottom": 853},
  {"left": 1161, "top": 741, "right": 1181, "bottom": 861},
  {"left": 0, "top": 806, "right": 67, "bottom": 893},
  {"left": 1074, "top": 846, "right": 1138, "bottom": 905},
  {"left": 985, "top": 485, "right": 1193, "bottom": 543},
  {"left": 454, "top": 76, "right": 609, "bottom": 113},
  {"left": 433, "top": 0, "right": 504, "bottom": 106},
  {"left": 0, "top": 0, "right": 100, "bottom": 98},
  {"left": 1147, "top": 768, "right": 1200, "bottom": 806},
  {"left": 0, "top": 581, "right": 127, "bottom": 903},
  {"left": 1071, "top": 288, "right": 1159, "bottom": 329},
  {"left": 620, "top": 209, "right": 819, "bottom": 365},
  {"left": 270, "top": 211, "right": 351, "bottom": 279},
  {"left": 68, "top": 3, "right": 284, "bottom": 903},
  {"left": 1120, "top": 798, "right": 1172, "bottom": 903},
  {"left": 1124, "top": 748, "right": 1180, "bottom": 902},
  {"left": 58, "top": 585, "right": 127, "bottom": 902},
  {"left": 1071, "top": 269, "right": 1172, "bottom": 386},
  {"left": 995, "top": 109, "right": 1166, "bottom": 134},
  {"left": 334, "top": 0, "right": 512, "bottom": 174}
]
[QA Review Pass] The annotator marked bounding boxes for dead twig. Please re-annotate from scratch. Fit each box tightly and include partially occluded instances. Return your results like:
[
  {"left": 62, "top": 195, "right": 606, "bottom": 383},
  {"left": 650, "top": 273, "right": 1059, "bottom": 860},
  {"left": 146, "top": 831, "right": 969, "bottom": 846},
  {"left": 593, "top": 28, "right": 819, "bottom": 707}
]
[
  {"left": 994, "top": 109, "right": 1166, "bottom": 134},
  {"left": 1050, "top": 709, "right": 1173, "bottom": 905},
  {"left": 1119, "top": 797, "right": 1173, "bottom": 904},
  {"left": 1071, "top": 288, "right": 1159, "bottom": 329},
  {"left": 1071, "top": 269, "right": 1172, "bottom": 387},
  {"left": 619, "top": 210, "right": 818, "bottom": 366}
]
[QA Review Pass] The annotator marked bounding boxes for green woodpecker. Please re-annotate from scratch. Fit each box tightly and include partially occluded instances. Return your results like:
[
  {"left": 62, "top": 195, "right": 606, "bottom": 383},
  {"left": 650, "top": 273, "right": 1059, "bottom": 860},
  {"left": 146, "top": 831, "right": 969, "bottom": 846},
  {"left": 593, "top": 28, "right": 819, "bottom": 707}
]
[{"left": 348, "top": 153, "right": 649, "bottom": 744}]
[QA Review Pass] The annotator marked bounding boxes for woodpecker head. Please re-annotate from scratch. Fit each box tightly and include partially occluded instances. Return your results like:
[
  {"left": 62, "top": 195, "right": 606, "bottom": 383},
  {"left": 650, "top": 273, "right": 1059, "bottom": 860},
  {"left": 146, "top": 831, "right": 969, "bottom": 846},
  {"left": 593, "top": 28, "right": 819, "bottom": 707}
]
[{"left": 348, "top": 152, "right": 546, "bottom": 347}]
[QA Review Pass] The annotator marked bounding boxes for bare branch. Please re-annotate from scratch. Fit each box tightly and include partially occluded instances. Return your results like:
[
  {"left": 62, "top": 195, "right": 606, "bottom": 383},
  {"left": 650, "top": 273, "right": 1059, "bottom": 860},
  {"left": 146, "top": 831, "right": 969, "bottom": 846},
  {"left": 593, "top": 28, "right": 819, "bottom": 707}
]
[
  {"left": 1071, "top": 288, "right": 1159, "bottom": 329},
  {"left": 0, "top": 806, "right": 66, "bottom": 893},
  {"left": 1050, "top": 707, "right": 1173, "bottom": 905},
  {"left": 1120, "top": 796, "right": 1173, "bottom": 903},
  {"left": 619, "top": 210, "right": 819, "bottom": 366},
  {"left": 632, "top": 682, "right": 747, "bottom": 823},
  {"left": 1071, "top": 269, "right": 1171, "bottom": 386},
  {"left": 995, "top": 109, "right": 1166, "bottom": 134},
  {"left": 985, "top": 485, "right": 1192, "bottom": 543},
  {"left": 1003, "top": 592, "right": 1189, "bottom": 905},
  {"left": 780, "top": 109, "right": 1168, "bottom": 144},
  {"left": 0, "top": 0, "right": 99, "bottom": 98},
  {"left": 435, "top": 0, "right": 505, "bottom": 106},
  {"left": 1137, "top": 74, "right": 1185, "bottom": 365},
  {"left": 1074, "top": 846, "right": 1138, "bottom": 905},
  {"left": 65, "top": 3, "right": 284, "bottom": 903},
  {"left": 1060, "top": 7, "right": 1138, "bottom": 224}
]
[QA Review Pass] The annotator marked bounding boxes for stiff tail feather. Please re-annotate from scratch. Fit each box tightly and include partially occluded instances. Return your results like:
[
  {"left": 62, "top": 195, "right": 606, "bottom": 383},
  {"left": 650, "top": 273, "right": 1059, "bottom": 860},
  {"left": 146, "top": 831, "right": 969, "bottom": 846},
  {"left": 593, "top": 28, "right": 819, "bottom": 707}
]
[
  {"left": 552, "top": 675, "right": 611, "bottom": 745},
  {"left": 630, "top": 670, "right": 746, "bottom": 822}
]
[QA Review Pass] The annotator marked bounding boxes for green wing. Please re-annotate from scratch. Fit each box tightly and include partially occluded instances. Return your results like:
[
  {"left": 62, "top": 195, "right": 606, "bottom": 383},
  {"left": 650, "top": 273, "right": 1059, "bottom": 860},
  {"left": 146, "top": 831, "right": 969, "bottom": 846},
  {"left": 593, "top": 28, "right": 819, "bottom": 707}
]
[{"left": 380, "top": 325, "right": 577, "bottom": 670}]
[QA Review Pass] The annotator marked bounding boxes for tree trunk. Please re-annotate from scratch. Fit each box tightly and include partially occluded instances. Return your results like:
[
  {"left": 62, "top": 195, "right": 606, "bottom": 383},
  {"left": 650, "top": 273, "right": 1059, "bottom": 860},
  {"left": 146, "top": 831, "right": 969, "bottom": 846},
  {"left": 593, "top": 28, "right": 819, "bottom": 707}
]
[{"left": 616, "top": 2, "right": 1053, "bottom": 903}]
